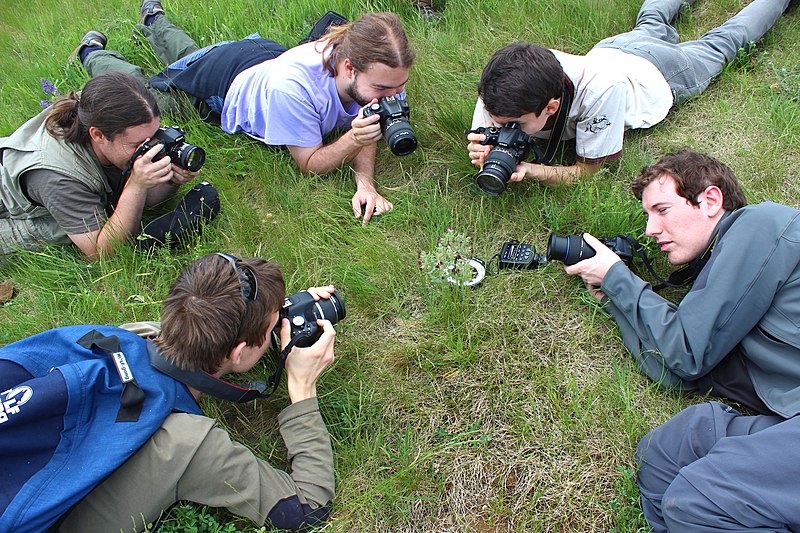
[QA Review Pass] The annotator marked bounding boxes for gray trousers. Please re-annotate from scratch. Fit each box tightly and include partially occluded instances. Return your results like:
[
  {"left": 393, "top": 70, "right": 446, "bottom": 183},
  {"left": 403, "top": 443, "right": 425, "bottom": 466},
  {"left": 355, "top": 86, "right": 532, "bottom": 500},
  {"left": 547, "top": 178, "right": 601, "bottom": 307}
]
[
  {"left": 636, "top": 401, "right": 800, "bottom": 532},
  {"left": 82, "top": 16, "right": 200, "bottom": 115},
  {"left": 593, "top": 0, "right": 791, "bottom": 103}
]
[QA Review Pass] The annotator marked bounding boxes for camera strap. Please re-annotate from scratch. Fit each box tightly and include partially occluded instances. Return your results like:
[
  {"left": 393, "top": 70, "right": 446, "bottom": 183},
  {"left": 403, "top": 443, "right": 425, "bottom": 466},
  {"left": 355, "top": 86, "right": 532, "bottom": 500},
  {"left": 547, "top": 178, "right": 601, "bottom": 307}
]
[
  {"left": 622, "top": 232, "right": 719, "bottom": 292},
  {"left": 121, "top": 144, "right": 149, "bottom": 180},
  {"left": 148, "top": 338, "right": 297, "bottom": 402},
  {"left": 537, "top": 78, "right": 573, "bottom": 165}
]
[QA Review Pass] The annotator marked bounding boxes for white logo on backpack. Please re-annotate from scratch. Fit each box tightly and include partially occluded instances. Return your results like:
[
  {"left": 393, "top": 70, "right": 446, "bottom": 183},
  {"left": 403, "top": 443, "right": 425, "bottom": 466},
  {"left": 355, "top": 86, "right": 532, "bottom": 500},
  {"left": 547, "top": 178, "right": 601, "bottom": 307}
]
[{"left": 0, "top": 385, "right": 33, "bottom": 424}]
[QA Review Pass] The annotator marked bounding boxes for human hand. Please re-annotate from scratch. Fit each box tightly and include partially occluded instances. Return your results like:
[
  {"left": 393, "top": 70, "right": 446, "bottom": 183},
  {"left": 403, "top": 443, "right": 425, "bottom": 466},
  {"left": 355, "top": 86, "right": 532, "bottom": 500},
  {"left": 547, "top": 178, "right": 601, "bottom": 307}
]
[
  {"left": 352, "top": 186, "right": 393, "bottom": 226},
  {"left": 350, "top": 99, "right": 383, "bottom": 147},
  {"left": 282, "top": 317, "right": 336, "bottom": 403},
  {"left": 466, "top": 122, "right": 494, "bottom": 168},
  {"left": 305, "top": 285, "right": 336, "bottom": 301},
  {"left": 563, "top": 233, "right": 622, "bottom": 292},
  {"left": 128, "top": 143, "right": 174, "bottom": 192},
  {"left": 168, "top": 164, "right": 199, "bottom": 187}
]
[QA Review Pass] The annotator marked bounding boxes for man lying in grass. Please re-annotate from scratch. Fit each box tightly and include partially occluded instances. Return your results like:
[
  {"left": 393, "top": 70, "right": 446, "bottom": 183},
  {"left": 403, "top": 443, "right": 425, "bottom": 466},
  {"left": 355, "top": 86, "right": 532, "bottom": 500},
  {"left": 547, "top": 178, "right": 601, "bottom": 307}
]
[
  {"left": 565, "top": 148, "right": 800, "bottom": 531},
  {"left": 0, "top": 72, "right": 204, "bottom": 259},
  {"left": 2, "top": 253, "right": 338, "bottom": 532},
  {"left": 75, "top": 0, "right": 416, "bottom": 225},
  {"left": 467, "top": 0, "right": 792, "bottom": 187}
]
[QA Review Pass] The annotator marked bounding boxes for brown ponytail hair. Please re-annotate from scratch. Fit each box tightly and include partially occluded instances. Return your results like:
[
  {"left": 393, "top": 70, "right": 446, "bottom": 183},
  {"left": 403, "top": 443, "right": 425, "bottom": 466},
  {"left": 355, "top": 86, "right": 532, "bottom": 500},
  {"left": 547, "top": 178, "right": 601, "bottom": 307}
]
[
  {"left": 320, "top": 12, "right": 415, "bottom": 77},
  {"left": 45, "top": 72, "right": 159, "bottom": 146}
]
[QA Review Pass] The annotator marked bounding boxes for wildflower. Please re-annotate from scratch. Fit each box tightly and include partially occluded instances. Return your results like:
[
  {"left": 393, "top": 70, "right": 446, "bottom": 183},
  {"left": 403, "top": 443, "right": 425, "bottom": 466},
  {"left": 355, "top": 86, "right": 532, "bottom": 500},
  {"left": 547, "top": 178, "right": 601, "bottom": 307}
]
[
  {"left": 40, "top": 100, "right": 53, "bottom": 110},
  {"left": 39, "top": 78, "right": 60, "bottom": 96}
]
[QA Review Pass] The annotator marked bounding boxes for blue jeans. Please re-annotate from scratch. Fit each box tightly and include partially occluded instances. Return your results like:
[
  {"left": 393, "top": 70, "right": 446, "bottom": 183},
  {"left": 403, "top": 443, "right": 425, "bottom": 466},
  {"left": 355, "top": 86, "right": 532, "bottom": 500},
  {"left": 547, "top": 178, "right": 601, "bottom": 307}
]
[{"left": 593, "top": 0, "right": 791, "bottom": 103}]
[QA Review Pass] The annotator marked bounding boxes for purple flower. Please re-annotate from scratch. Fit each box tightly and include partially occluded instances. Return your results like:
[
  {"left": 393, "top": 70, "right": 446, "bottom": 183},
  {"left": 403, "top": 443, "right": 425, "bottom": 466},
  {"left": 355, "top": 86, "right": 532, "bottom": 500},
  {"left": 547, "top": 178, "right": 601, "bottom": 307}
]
[
  {"left": 40, "top": 99, "right": 53, "bottom": 109},
  {"left": 40, "top": 78, "right": 59, "bottom": 96}
]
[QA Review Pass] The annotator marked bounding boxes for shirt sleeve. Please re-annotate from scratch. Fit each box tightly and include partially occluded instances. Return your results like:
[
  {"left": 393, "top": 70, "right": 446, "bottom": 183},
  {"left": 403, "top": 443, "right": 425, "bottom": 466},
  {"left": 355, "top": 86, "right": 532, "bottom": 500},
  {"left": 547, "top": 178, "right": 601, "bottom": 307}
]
[
  {"left": 574, "top": 80, "right": 626, "bottom": 164},
  {"left": 178, "top": 397, "right": 335, "bottom": 523},
  {"left": 471, "top": 97, "right": 492, "bottom": 130},
  {"left": 600, "top": 210, "right": 798, "bottom": 383},
  {"left": 22, "top": 169, "right": 107, "bottom": 234},
  {"left": 59, "top": 399, "right": 334, "bottom": 532}
]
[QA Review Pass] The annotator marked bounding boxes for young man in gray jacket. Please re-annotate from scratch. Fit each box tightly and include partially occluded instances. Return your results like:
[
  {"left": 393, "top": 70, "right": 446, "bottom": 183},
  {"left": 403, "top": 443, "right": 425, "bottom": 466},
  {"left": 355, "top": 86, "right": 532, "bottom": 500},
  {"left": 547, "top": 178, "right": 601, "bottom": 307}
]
[{"left": 565, "top": 148, "right": 800, "bottom": 531}]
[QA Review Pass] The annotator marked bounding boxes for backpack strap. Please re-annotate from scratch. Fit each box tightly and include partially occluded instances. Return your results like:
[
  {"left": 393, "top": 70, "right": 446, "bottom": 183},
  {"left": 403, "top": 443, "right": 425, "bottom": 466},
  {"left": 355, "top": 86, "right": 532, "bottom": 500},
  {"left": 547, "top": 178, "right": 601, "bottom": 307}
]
[{"left": 76, "top": 330, "right": 145, "bottom": 422}]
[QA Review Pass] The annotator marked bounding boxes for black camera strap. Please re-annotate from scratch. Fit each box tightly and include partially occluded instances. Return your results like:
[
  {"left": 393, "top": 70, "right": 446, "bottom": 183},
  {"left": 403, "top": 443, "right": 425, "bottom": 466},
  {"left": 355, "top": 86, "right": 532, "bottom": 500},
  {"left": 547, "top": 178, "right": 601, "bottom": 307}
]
[
  {"left": 622, "top": 232, "right": 719, "bottom": 292},
  {"left": 121, "top": 144, "right": 150, "bottom": 180},
  {"left": 536, "top": 77, "right": 573, "bottom": 165}
]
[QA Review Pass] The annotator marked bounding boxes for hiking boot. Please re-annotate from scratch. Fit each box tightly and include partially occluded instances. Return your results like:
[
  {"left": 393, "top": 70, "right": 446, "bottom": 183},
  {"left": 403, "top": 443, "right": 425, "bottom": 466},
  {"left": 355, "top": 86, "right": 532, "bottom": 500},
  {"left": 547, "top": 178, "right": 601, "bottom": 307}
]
[
  {"left": 140, "top": 0, "right": 164, "bottom": 25},
  {"left": 412, "top": 0, "right": 442, "bottom": 19},
  {"left": 137, "top": 181, "right": 221, "bottom": 251},
  {"left": 70, "top": 30, "right": 107, "bottom": 63}
]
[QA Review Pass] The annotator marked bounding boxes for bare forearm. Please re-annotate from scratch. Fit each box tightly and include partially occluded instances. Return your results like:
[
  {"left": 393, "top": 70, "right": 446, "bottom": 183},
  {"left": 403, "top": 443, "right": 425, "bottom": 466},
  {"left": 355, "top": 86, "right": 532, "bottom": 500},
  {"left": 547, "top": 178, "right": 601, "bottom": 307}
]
[
  {"left": 92, "top": 188, "right": 149, "bottom": 257},
  {"left": 301, "top": 131, "right": 366, "bottom": 175},
  {"left": 352, "top": 143, "right": 377, "bottom": 190},
  {"left": 145, "top": 182, "right": 179, "bottom": 207},
  {"left": 521, "top": 160, "right": 600, "bottom": 186}
]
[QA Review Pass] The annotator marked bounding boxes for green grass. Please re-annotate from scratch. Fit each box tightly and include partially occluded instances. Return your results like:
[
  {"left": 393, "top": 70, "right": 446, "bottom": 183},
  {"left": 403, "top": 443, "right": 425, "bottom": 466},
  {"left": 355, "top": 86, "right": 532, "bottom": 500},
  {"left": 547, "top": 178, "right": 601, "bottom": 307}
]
[{"left": 2, "top": 0, "right": 799, "bottom": 530}]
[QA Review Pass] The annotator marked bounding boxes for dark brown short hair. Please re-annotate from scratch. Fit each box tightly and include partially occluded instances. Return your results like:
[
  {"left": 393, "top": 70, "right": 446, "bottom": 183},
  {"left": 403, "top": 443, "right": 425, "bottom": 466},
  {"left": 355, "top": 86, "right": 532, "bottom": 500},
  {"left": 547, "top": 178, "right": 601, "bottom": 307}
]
[
  {"left": 632, "top": 148, "right": 747, "bottom": 210},
  {"left": 157, "top": 254, "right": 285, "bottom": 373},
  {"left": 478, "top": 43, "right": 564, "bottom": 117},
  {"left": 320, "top": 12, "right": 415, "bottom": 76}
]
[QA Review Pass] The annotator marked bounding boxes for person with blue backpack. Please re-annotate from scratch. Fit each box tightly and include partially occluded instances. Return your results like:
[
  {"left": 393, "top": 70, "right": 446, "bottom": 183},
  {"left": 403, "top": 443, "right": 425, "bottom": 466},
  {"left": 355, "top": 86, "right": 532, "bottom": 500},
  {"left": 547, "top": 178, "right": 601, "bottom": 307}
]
[{"left": 0, "top": 253, "right": 337, "bottom": 531}]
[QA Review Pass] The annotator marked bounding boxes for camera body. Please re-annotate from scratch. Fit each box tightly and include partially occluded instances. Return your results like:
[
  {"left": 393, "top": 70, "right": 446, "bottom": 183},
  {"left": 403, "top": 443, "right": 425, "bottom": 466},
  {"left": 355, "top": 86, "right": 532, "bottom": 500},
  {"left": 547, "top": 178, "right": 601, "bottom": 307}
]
[
  {"left": 139, "top": 126, "right": 206, "bottom": 172},
  {"left": 278, "top": 290, "right": 346, "bottom": 348},
  {"left": 547, "top": 234, "right": 634, "bottom": 266},
  {"left": 469, "top": 122, "right": 534, "bottom": 195},
  {"left": 362, "top": 96, "right": 417, "bottom": 156}
]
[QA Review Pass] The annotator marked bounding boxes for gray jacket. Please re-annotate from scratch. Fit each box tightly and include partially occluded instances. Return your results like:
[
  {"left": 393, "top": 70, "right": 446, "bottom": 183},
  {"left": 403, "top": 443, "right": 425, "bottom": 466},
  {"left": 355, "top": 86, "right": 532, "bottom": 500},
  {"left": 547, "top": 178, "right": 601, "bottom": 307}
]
[{"left": 601, "top": 202, "right": 800, "bottom": 417}]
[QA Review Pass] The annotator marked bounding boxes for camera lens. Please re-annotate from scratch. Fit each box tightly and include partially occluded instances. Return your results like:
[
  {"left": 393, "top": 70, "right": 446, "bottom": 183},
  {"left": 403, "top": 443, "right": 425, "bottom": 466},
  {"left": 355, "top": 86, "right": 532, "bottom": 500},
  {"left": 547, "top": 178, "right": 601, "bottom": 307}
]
[
  {"left": 278, "top": 291, "right": 347, "bottom": 348},
  {"left": 476, "top": 147, "right": 517, "bottom": 195},
  {"left": 384, "top": 118, "right": 417, "bottom": 156},
  {"left": 546, "top": 234, "right": 596, "bottom": 266},
  {"left": 176, "top": 144, "right": 206, "bottom": 172},
  {"left": 312, "top": 292, "right": 346, "bottom": 325}
]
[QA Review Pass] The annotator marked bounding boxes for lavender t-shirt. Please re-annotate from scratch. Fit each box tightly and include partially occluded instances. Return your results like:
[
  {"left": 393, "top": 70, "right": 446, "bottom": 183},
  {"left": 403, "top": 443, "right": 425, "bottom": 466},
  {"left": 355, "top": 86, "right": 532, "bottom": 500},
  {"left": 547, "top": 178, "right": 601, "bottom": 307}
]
[{"left": 221, "top": 41, "right": 360, "bottom": 148}]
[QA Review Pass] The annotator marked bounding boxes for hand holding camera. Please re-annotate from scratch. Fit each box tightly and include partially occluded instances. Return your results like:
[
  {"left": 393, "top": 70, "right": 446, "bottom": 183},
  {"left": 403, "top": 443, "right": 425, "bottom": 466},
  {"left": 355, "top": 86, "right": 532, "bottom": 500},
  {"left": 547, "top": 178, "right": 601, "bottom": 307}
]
[
  {"left": 561, "top": 233, "right": 625, "bottom": 294},
  {"left": 465, "top": 122, "right": 536, "bottom": 195},
  {"left": 361, "top": 96, "right": 417, "bottom": 156},
  {"left": 125, "top": 126, "right": 205, "bottom": 188},
  {"left": 278, "top": 286, "right": 343, "bottom": 403}
]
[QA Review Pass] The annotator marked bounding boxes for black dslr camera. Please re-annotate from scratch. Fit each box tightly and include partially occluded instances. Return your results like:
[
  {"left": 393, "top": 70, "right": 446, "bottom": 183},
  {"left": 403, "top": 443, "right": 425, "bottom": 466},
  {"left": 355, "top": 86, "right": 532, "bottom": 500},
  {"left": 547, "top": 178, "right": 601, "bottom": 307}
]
[
  {"left": 277, "top": 290, "right": 346, "bottom": 348},
  {"left": 547, "top": 234, "right": 634, "bottom": 266},
  {"left": 132, "top": 126, "right": 206, "bottom": 172},
  {"left": 465, "top": 122, "right": 535, "bottom": 195},
  {"left": 362, "top": 96, "right": 417, "bottom": 156}
]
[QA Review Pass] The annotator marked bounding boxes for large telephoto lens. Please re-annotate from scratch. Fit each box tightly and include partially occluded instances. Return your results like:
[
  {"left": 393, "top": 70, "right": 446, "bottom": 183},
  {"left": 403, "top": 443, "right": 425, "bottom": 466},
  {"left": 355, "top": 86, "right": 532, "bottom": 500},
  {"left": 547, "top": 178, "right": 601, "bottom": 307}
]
[
  {"left": 175, "top": 144, "right": 206, "bottom": 172},
  {"left": 546, "top": 234, "right": 596, "bottom": 266},
  {"left": 384, "top": 118, "right": 417, "bottom": 156},
  {"left": 476, "top": 147, "right": 517, "bottom": 195}
]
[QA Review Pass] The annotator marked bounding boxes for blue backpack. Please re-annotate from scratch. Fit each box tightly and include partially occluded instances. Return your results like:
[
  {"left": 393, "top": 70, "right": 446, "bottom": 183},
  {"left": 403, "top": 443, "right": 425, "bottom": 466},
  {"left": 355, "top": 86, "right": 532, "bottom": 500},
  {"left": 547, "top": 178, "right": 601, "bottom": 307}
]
[{"left": 0, "top": 325, "right": 202, "bottom": 533}]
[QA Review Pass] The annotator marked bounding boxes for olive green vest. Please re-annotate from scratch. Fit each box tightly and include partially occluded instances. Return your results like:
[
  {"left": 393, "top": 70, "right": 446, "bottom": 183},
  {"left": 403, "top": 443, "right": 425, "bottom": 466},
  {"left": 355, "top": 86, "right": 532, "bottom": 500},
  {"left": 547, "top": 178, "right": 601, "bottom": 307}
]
[{"left": 0, "top": 108, "right": 110, "bottom": 253}]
